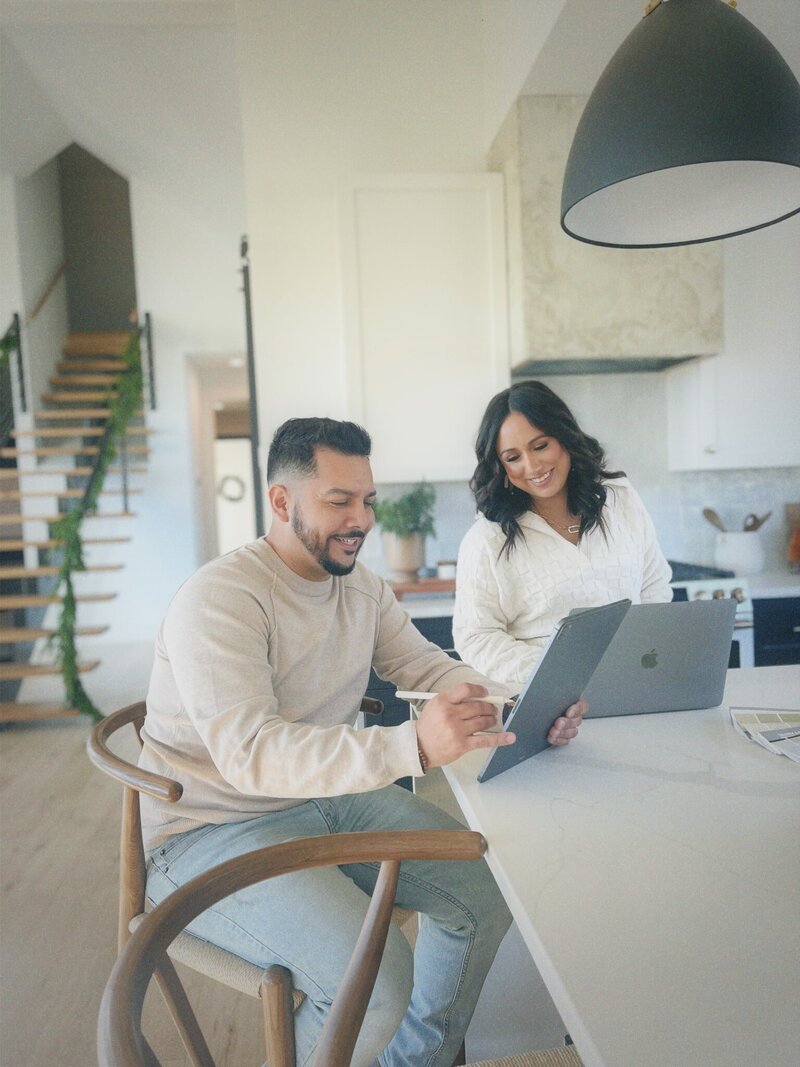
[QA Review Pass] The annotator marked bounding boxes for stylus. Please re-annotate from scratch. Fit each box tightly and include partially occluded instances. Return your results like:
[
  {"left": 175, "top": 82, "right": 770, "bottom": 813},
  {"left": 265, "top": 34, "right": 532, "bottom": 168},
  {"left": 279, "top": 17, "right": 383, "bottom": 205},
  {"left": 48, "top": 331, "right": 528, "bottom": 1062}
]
[{"left": 395, "top": 691, "right": 510, "bottom": 705}]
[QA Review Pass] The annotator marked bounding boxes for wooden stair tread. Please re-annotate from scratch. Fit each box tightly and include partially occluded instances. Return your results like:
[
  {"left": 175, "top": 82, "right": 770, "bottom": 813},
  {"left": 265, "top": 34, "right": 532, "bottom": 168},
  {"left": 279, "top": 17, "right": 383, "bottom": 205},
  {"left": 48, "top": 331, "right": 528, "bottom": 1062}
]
[
  {"left": 0, "top": 660, "right": 100, "bottom": 680},
  {"left": 1, "top": 564, "right": 123, "bottom": 579},
  {"left": 0, "top": 592, "right": 117, "bottom": 608},
  {"left": 0, "top": 489, "right": 142, "bottom": 500},
  {"left": 57, "top": 359, "right": 128, "bottom": 372},
  {"left": 1, "top": 445, "right": 150, "bottom": 457},
  {"left": 34, "top": 408, "right": 144, "bottom": 419},
  {"left": 12, "top": 426, "right": 151, "bottom": 438},
  {"left": 63, "top": 331, "right": 130, "bottom": 356},
  {"left": 0, "top": 625, "right": 109, "bottom": 641},
  {"left": 50, "top": 375, "right": 124, "bottom": 387},
  {"left": 0, "top": 701, "right": 80, "bottom": 722},
  {"left": 0, "top": 537, "right": 131, "bottom": 550},
  {"left": 0, "top": 466, "right": 147, "bottom": 479},
  {"left": 41, "top": 392, "right": 116, "bottom": 403},
  {"left": 1, "top": 512, "right": 136, "bottom": 524}
]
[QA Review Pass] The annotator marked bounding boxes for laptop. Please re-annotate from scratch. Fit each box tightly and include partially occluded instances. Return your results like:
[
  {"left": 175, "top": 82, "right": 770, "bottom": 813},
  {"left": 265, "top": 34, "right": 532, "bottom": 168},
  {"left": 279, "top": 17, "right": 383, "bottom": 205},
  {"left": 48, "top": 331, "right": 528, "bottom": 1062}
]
[
  {"left": 477, "top": 599, "right": 631, "bottom": 783},
  {"left": 581, "top": 598, "right": 736, "bottom": 719}
]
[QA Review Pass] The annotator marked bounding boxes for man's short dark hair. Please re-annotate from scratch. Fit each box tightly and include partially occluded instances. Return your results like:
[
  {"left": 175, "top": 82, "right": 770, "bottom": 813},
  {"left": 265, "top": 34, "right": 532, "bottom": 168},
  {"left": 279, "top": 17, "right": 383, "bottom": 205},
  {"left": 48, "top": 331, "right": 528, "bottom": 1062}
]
[{"left": 267, "top": 417, "right": 372, "bottom": 483}]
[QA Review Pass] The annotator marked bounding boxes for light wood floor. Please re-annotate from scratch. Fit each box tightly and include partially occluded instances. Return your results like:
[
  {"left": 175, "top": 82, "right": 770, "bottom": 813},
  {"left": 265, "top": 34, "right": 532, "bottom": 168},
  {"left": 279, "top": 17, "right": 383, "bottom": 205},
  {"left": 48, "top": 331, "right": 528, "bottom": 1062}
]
[
  {"left": 0, "top": 713, "right": 564, "bottom": 1066},
  {"left": 0, "top": 717, "right": 265, "bottom": 1067}
]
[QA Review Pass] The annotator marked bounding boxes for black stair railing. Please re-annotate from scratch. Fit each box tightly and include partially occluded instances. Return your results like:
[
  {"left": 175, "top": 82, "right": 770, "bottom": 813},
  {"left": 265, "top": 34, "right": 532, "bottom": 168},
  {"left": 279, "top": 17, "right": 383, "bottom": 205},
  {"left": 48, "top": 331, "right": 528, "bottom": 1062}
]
[
  {"left": 141, "top": 310, "right": 156, "bottom": 411},
  {"left": 240, "top": 236, "right": 265, "bottom": 538},
  {"left": 1, "top": 313, "right": 25, "bottom": 448}
]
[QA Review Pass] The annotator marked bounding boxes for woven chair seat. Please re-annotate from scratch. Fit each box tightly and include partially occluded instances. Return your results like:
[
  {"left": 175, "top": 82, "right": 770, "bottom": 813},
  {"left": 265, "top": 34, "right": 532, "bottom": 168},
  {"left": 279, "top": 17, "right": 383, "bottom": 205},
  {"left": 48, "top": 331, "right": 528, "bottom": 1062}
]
[
  {"left": 130, "top": 903, "right": 419, "bottom": 1010},
  {"left": 130, "top": 913, "right": 303, "bottom": 1005},
  {"left": 469, "top": 1048, "right": 583, "bottom": 1067}
]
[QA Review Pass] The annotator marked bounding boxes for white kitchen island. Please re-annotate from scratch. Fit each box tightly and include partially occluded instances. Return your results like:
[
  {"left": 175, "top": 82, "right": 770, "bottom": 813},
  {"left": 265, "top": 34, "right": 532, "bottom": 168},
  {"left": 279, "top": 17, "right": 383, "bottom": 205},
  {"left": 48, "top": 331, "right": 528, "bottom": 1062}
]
[{"left": 444, "top": 665, "right": 800, "bottom": 1067}]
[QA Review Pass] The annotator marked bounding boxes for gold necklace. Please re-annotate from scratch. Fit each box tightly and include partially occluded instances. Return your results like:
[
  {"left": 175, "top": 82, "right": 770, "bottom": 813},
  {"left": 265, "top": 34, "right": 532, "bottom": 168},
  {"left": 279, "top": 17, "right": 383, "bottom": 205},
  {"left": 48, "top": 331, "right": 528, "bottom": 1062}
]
[{"left": 535, "top": 510, "right": 581, "bottom": 535}]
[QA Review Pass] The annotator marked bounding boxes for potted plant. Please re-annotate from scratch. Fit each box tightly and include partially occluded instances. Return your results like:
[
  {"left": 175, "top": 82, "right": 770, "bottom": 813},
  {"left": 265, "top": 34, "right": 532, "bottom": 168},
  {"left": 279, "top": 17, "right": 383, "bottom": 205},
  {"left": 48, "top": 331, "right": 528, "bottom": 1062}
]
[{"left": 373, "top": 482, "right": 436, "bottom": 582}]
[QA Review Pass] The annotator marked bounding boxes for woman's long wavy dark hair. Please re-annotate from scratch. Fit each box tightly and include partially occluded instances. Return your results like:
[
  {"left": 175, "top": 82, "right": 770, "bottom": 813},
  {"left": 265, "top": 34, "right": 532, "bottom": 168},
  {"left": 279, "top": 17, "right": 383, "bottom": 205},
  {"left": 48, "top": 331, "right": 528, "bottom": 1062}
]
[{"left": 470, "top": 381, "right": 624, "bottom": 558}]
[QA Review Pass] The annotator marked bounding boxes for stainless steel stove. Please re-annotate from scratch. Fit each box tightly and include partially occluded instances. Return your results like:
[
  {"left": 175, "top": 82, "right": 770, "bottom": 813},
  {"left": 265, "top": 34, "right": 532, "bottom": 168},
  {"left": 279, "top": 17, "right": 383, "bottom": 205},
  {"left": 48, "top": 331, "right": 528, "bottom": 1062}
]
[{"left": 668, "top": 562, "right": 754, "bottom": 668}]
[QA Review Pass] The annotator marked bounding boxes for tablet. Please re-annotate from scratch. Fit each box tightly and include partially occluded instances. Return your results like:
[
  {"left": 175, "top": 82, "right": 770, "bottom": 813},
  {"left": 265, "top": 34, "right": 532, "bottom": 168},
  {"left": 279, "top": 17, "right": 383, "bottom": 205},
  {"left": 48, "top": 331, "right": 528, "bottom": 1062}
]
[{"left": 476, "top": 599, "right": 631, "bottom": 783}]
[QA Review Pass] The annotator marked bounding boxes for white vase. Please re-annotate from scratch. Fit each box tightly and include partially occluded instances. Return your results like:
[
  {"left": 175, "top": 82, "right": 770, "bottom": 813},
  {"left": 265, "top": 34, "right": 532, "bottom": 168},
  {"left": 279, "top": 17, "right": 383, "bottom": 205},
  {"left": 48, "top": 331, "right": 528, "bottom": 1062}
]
[
  {"left": 382, "top": 531, "right": 425, "bottom": 582},
  {"left": 713, "top": 531, "right": 765, "bottom": 575}
]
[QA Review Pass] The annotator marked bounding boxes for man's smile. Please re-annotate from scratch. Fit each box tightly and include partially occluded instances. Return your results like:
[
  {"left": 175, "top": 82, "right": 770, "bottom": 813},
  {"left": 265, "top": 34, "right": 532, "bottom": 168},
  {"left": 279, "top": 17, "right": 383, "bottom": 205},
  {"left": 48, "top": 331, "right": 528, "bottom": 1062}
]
[{"left": 331, "top": 533, "right": 364, "bottom": 551}]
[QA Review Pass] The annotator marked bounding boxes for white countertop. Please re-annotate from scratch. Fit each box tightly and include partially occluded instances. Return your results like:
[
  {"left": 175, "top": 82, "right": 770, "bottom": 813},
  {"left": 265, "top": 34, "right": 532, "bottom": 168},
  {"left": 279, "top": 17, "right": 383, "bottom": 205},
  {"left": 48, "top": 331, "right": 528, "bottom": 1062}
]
[
  {"left": 746, "top": 570, "right": 800, "bottom": 599},
  {"left": 444, "top": 665, "right": 800, "bottom": 1067},
  {"left": 402, "top": 596, "right": 456, "bottom": 619},
  {"left": 399, "top": 573, "right": 800, "bottom": 615}
]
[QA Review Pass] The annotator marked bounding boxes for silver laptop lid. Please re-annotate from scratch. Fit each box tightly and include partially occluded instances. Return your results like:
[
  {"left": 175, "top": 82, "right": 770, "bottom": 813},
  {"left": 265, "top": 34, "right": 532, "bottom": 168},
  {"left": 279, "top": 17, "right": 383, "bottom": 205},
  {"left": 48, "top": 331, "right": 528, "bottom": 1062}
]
[{"left": 583, "top": 599, "right": 736, "bottom": 718}]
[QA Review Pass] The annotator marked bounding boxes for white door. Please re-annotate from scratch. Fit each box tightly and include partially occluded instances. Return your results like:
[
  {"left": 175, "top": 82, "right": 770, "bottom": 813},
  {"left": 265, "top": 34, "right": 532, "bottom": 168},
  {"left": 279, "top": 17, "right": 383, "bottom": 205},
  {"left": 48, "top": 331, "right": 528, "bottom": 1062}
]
[{"left": 213, "top": 437, "right": 256, "bottom": 556}]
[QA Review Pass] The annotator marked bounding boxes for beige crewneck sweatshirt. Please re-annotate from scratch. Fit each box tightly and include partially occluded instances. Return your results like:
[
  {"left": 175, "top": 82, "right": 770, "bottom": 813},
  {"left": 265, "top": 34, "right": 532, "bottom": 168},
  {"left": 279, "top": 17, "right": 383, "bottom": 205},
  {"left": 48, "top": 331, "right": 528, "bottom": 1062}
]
[{"left": 139, "top": 538, "right": 491, "bottom": 851}]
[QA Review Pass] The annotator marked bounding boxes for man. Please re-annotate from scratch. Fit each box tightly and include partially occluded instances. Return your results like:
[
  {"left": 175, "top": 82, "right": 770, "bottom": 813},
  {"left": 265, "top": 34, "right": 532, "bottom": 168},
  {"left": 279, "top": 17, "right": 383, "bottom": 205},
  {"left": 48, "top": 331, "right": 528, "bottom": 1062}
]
[{"left": 141, "top": 417, "right": 584, "bottom": 1067}]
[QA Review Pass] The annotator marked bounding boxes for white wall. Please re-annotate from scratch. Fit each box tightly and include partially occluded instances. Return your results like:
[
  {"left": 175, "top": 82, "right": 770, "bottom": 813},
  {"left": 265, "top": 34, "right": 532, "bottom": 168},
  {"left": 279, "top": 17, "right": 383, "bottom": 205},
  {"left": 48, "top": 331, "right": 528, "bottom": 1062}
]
[
  {"left": 13, "top": 157, "right": 69, "bottom": 409},
  {"left": 0, "top": 177, "right": 23, "bottom": 340},
  {"left": 0, "top": 30, "right": 70, "bottom": 181},
  {"left": 478, "top": 0, "right": 565, "bottom": 149},
  {"left": 236, "top": 0, "right": 489, "bottom": 450},
  {"left": 37, "top": 174, "right": 247, "bottom": 648},
  {"left": 78, "top": 177, "right": 247, "bottom": 645}
]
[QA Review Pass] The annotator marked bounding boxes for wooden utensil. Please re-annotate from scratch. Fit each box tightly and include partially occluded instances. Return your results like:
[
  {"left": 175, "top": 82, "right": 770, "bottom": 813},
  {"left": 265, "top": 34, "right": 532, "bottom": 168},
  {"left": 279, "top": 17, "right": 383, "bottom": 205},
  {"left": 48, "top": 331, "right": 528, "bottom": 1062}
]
[{"left": 702, "top": 508, "right": 726, "bottom": 532}]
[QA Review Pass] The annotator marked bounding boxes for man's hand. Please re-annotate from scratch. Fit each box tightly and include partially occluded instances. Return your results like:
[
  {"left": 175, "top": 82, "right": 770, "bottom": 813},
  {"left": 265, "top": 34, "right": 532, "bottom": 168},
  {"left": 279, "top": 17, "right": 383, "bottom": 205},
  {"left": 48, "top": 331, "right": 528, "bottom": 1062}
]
[
  {"left": 416, "top": 683, "right": 516, "bottom": 769},
  {"left": 546, "top": 698, "right": 587, "bottom": 746}
]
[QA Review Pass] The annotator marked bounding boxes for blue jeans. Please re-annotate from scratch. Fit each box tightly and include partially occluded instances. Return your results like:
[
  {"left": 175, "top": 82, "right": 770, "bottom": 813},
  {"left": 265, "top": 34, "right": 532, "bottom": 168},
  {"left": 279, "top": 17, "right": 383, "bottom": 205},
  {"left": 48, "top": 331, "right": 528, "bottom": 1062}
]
[{"left": 146, "top": 785, "right": 511, "bottom": 1067}]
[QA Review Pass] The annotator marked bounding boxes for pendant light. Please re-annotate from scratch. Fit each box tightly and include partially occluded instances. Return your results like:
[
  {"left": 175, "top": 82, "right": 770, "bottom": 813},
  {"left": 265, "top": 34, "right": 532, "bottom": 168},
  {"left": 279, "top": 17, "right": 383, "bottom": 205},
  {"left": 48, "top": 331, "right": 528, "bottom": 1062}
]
[{"left": 560, "top": 0, "right": 800, "bottom": 247}]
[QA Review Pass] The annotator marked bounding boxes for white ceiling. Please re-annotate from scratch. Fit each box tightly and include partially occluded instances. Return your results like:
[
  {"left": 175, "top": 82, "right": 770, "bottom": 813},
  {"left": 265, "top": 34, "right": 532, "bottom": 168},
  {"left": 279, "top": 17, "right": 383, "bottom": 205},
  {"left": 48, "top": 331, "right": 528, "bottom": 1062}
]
[
  {"left": 1, "top": 0, "right": 797, "bottom": 235},
  {"left": 0, "top": 1, "right": 234, "bottom": 27},
  {"left": 0, "top": 3, "right": 245, "bottom": 236},
  {"left": 522, "top": 0, "right": 800, "bottom": 95}
]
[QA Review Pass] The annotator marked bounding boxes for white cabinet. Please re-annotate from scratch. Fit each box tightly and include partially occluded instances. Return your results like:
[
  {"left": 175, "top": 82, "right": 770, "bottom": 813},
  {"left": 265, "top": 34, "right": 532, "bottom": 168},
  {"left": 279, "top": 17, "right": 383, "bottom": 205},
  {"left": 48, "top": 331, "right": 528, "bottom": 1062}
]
[
  {"left": 339, "top": 175, "right": 509, "bottom": 482},
  {"left": 667, "top": 350, "right": 800, "bottom": 471},
  {"left": 667, "top": 217, "right": 800, "bottom": 472}
]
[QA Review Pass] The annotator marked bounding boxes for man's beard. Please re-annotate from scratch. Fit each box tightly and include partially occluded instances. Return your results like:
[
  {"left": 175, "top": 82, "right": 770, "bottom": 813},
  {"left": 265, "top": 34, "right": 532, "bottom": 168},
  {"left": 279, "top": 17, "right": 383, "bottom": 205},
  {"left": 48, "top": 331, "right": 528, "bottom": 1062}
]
[{"left": 291, "top": 505, "right": 365, "bottom": 576}]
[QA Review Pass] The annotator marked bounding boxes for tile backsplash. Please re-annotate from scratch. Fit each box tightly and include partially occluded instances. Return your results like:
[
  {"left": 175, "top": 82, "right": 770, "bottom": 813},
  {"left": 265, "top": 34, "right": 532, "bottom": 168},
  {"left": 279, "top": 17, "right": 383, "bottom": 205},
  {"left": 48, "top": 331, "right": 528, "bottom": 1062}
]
[{"left": 363, "top": 371, "right": 799, "bottom": 580}]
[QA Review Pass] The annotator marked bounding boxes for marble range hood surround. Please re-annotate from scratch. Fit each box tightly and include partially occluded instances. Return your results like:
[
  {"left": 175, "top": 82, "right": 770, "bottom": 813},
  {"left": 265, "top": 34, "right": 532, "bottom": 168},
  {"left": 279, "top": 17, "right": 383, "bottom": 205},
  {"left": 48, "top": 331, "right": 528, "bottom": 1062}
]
[{"left": 491, "top": 96, "right": 724, "bottom": 376}]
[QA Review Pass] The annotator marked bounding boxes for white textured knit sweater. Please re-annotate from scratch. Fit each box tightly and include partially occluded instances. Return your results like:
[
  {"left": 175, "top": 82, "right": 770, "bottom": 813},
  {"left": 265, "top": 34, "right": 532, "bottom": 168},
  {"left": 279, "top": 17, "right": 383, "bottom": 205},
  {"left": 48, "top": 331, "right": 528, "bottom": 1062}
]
[
  {"left": 453, "top": 479, "right": 672, "bottom": 689},
  {"left": 140, "top": 539, "right": 491, "bottom": 852}
]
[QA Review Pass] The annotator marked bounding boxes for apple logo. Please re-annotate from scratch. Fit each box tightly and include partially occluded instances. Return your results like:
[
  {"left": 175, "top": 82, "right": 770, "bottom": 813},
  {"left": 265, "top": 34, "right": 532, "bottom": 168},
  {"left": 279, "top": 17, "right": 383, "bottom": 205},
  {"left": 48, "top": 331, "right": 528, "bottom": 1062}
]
[{"left": 641, "top": 648, "right": 658, "bottom": 669}]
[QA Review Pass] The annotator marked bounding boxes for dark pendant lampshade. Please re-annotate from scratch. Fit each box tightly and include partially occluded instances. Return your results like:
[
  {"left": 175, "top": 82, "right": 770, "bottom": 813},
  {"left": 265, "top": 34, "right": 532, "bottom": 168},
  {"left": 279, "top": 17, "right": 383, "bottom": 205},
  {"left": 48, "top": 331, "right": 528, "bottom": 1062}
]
[{"left": 561, "top": 0, "right": 800, "bottom": 247}]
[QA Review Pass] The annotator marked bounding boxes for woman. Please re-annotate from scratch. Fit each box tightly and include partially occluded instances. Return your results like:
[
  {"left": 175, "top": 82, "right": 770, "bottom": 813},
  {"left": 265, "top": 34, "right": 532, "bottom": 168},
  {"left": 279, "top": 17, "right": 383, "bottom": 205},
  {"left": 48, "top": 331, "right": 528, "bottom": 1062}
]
[{"left": 453, "top": 381, "right": 672, "bottom": 689}]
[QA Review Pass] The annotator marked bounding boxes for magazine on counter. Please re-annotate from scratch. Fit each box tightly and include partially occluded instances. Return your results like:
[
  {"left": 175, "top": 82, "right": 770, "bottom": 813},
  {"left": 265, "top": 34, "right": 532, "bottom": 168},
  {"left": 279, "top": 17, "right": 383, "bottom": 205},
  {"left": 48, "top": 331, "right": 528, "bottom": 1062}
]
[{"left": 730, "top": 706, "right": 800, "bottom": 762}]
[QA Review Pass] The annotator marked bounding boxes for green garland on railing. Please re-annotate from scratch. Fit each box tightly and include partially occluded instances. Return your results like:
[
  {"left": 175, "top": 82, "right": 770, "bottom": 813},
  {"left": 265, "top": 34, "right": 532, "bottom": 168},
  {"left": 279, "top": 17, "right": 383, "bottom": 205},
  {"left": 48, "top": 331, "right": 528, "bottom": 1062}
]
[
  {"left": 0, "top": 320, "right": 19, "bottom": 365},
  {"left": 47, "top": 330, "right": 144, "bottom": 721}
]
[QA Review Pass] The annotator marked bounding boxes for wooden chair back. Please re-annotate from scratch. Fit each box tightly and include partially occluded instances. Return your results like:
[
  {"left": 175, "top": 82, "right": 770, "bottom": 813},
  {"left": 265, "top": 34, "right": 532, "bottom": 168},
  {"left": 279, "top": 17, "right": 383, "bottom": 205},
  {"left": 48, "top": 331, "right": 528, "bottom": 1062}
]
[
  {"left": 87, "top": 701, "right": 181, "bottom": 951},
  {"left": 86, "top": 698, "right": 385, "bottom": 953},
  {"left": 98, "top": 828, "right": 487, "bottom": 1067}
]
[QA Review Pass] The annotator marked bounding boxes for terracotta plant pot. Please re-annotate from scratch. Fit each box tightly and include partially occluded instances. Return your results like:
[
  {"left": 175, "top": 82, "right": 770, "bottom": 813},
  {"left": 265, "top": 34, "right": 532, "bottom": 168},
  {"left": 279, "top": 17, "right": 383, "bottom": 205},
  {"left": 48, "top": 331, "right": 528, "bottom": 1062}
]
[{"left": 382, "top": 531, "right": 425, "bottom": 582}]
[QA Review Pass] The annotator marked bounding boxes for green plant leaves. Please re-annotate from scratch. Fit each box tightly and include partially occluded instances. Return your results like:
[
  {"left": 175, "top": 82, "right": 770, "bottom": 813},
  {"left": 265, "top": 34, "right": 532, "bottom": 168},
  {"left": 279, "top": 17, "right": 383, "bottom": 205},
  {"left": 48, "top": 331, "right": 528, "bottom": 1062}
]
[
  {"left": 373, "top": 482, "right": 436, "bottom": 538},
  {"left": 45, "top": 330, "right": 145, "bottom": 722}
]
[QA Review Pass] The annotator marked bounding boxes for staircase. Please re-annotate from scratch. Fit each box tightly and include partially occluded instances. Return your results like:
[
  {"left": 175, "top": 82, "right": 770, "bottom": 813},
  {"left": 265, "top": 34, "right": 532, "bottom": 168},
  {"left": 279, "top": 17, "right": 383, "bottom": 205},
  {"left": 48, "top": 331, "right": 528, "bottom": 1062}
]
[{"left": 0, "top": 331, "right": 149, "bottom": 722}]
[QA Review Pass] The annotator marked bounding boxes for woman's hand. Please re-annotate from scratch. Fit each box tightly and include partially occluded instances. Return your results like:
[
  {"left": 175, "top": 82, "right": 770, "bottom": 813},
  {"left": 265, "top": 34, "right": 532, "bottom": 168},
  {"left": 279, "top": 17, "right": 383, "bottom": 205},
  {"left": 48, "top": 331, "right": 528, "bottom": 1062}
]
[{"left": 547, "top": 698, "right": 587, "bottom": 746}]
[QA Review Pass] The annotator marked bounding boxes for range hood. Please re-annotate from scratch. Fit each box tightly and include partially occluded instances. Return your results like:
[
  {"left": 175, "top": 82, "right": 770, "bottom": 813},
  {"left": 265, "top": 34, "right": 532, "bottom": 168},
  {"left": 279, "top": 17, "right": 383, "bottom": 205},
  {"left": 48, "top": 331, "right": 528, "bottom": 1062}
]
[
  {"left": 511, "top": 355, "right": 697, "bottom": 378},
  {"left": 491, "top": 96, "right": 723, "bottom": 377}
]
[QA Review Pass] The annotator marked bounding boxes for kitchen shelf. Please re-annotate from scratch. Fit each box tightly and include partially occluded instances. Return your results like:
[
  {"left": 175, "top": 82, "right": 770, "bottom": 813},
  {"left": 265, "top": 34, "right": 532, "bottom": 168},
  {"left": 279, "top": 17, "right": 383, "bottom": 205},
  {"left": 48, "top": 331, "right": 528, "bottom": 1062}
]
[{"left": 389, "top": 577, "right": 456, "bottom": 599}]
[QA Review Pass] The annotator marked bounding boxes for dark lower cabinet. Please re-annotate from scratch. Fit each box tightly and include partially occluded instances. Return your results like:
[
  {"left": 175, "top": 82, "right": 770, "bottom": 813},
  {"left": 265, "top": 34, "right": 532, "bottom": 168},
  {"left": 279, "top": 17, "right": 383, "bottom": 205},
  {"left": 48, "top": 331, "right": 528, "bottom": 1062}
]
[
  {"left": 753, "top": 596, "right": 800, "bottom": 666},
  {"left": 365, "top": 614, "right": 456, "bottom": 791}
]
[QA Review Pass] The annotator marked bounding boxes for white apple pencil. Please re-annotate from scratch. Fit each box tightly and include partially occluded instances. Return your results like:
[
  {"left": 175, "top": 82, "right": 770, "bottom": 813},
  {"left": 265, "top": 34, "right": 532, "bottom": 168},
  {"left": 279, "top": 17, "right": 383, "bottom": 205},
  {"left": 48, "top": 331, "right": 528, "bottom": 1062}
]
[{"left": 395, "top": 691, "right": 510, "bottom": 706}]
